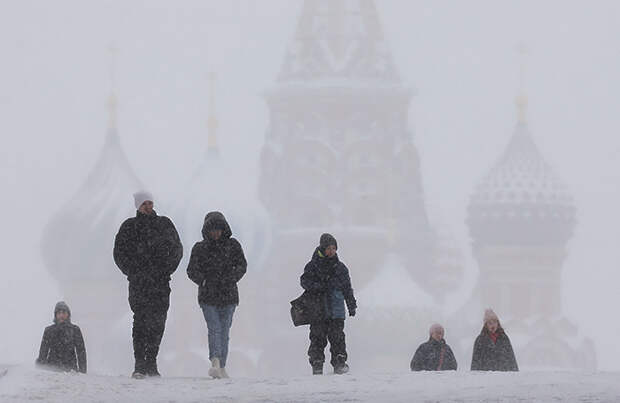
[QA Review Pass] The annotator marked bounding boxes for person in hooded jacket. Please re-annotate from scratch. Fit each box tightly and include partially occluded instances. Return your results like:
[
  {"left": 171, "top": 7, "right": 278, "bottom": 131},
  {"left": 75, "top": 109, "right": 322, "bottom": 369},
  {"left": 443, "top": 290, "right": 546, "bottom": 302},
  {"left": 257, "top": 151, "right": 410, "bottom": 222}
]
[
  {"left": 410, "top": 323, "right": 457, "bottom": 371},
  {"left": 300, "top": 233, "right": 357, "bottom": 375},
  {"left": 471, "top": 309, "right": 519, "bottom": 371},
  {"left": 36, "top": 301, "right": 87, "bottom": 374},
  {"left": 113, "top": 191, "right": 183, "bottom": 378},
  {"left": 187, "top": 211, "right": 247, "bottom": 379}
]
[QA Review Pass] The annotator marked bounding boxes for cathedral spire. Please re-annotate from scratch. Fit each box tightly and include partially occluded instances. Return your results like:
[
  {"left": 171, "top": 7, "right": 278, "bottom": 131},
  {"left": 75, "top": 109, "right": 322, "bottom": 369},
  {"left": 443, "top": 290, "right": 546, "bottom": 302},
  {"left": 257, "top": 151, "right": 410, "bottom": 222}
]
[
  {"left": 106, "top": 45, "right": 119, "bottom": 132},
  {"left": 515, "top": 43, "right": 528, "bottom": 124},
  {"left": 206, "top": 72, "right": 219, "bottom": 156},
  {"left": 278, "top": 0, "right": 400, "bottom": 84}
]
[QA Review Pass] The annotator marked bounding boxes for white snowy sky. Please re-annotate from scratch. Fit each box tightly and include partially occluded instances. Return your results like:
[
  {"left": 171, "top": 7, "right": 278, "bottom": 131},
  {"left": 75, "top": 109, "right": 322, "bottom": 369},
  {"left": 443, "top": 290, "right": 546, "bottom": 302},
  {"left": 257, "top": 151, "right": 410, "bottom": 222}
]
[{"left": 1, "top": 0, "right": 619, "bottom": 370}]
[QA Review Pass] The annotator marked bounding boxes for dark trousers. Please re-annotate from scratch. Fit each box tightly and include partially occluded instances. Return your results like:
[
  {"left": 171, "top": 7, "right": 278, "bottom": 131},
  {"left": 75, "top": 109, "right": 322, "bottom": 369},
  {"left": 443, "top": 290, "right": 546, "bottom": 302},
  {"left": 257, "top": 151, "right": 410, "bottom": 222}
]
[
  {"left": 308, "top": 319, "right": 347, "bottom": 367},
  {"left": 131, "top": 303, "right": 168, "bottom": 372}
]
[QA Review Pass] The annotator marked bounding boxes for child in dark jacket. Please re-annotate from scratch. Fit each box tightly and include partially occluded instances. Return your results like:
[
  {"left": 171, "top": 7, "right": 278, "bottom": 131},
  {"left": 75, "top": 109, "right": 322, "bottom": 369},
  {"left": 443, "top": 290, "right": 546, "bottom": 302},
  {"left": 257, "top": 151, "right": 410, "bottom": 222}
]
[
  {"left": 36, "top": 301, "right": 87, "bottom": 373},
  {"left": 300, "top": 233, "right": 357, "bottom": 375}
]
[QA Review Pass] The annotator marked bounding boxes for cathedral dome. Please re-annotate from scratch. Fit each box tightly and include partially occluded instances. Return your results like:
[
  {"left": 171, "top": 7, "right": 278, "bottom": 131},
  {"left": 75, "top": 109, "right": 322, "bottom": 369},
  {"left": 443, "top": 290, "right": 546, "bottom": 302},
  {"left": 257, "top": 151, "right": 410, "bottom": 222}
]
[
  {"left": 467, "top": 122, "right": 576, "bottom": 245},
  {"left": 41, "top": 125, "right": 143, "bottom": 284}
]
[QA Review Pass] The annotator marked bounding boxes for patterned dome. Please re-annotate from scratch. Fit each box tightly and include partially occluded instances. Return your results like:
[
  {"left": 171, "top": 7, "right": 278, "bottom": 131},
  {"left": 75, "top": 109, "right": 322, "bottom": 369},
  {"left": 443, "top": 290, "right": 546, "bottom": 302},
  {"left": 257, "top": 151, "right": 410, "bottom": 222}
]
[{"left": 467, "top": 123, "right": 576, "bottom": 245}]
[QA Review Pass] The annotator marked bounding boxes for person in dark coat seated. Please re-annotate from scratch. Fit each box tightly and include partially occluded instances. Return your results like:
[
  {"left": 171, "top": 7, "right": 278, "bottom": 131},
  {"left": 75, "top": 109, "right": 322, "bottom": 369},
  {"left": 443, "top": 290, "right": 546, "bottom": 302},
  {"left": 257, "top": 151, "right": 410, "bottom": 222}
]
[
  {"left": 300, "top": 233, "right": 357, "bottom": 375},
  {"left": 36, "top": 301, "right": 87, "bottom": 373},
  {"left": 410, "top": 323, "right": 457, "bottom": 371},
  {"left": 471, "top": 309, "right": 518, "bottom": 371}
]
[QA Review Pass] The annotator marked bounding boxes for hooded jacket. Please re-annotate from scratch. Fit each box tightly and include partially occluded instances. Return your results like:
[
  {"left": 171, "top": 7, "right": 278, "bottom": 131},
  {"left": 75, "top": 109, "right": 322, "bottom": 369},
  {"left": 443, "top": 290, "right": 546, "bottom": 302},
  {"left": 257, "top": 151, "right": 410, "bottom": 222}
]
[
  {"left": 410, "top": 337, "right": 457, "bottom": 371},
  {"left": 471, "top": 326, "right": 519, "bottom": 371},
  {"left": 36, "top": 302, "right": 87, "bottom": 373},
  {"left": 113, "top": 210, "right": 183, "bottom": 308},
  {"left": 187, "top": 212, "right": 247, "bottom": 306},
  {"left": 300, "top": 247, "right": 356, "bottom": 320}
]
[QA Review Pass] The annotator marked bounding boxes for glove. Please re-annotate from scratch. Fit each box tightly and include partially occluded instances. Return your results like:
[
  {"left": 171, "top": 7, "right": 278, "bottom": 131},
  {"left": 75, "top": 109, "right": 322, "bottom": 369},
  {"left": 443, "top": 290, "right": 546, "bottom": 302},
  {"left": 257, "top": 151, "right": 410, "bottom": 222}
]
[{"left": 349, "top": 308, "right": 356, "bottom": 317}]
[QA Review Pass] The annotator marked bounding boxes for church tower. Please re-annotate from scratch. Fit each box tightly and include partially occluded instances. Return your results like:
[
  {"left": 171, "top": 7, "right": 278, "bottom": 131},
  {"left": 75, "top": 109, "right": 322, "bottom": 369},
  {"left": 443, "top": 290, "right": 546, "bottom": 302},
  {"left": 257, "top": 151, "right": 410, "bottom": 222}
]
[
  {"left": 170, "top": 73, "right": 272, "bottom": 376},
  {"left": 259, "top": 0, "right": 436, "bottom": 297},
  {"left": 254, "top": 0, "right": 456, "bottom": 375},
  {"left": 466, "top": 53, "right": 595, "bottom": 369}
]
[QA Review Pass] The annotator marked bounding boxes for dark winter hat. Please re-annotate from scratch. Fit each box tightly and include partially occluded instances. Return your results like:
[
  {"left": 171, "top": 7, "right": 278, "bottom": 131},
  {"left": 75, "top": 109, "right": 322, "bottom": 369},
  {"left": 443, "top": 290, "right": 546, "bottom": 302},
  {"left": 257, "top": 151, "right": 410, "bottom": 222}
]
[
  {"left": 319, "top": 233, "right": 337, "bottom": 250},
  {"left": 53, "top": 301, "right": 71, "bottom": 323}
]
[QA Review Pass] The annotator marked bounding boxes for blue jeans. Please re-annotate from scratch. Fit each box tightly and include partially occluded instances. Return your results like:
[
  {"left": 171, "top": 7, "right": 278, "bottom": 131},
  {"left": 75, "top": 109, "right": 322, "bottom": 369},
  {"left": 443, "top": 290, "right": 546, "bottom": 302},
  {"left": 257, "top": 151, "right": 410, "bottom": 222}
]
[{"left": 200, "top": 304, "right": 236, "bottom": 368}]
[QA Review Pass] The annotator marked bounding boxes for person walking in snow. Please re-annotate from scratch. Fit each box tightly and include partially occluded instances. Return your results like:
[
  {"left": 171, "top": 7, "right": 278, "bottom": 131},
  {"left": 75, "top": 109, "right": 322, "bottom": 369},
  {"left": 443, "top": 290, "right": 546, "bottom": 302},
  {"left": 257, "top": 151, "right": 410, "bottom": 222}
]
[
  {"left": 36, "top": 301, "right": 87, "bottom": 374},
  {"left": 113, "top": 191, "right": 183, "bottom": 378},
  {"left": 300, "top": 233, "right": 357, "bottom": 375},
  {"left": 471, "top": 309, "right": 518, "bottom": 371},
  {"left": 186, "top": 211, "right": 247, "bottom": 379},
  {"left": 410, "top": 323, "right": 457, "bottom": 371}
]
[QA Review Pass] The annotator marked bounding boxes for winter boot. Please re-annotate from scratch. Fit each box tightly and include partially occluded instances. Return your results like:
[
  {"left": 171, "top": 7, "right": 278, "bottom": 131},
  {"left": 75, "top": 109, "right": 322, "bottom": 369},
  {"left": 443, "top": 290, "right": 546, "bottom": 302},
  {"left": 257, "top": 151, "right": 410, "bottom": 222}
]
[
  {"left": 220, "top": 367, "right": 230, "bottom": 379},
  {"left": 208, "top": 357, "right": 222, "bottom": 379},
  {"left": 132, "top": 358, "right": 146, "bottom": 379},
  {"left": 131, "top": 370, "right": 146, "bottom": 379},
  {"left": 333, "top": 363, "right": 349, "bottom": 375},
  {"left": 311, "top": 361, "right": 323, "bottom": 375},
  {"left": 145, "top": 358, "right": 161, "bottom": 377}
]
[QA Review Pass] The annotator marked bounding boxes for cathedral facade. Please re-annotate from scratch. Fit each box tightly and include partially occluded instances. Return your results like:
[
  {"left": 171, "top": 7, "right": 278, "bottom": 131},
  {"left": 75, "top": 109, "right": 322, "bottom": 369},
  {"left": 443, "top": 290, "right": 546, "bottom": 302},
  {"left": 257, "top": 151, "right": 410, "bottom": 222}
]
[{"left": 258, "top": 0, "right": 440, "bottom": 302}]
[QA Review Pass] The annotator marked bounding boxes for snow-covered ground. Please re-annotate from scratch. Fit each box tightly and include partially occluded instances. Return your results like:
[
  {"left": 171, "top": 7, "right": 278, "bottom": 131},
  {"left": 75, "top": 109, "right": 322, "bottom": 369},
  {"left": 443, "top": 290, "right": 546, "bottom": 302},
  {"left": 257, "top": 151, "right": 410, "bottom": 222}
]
[{"left": 1, "top": 366, "right": 620, "bottom": 402}]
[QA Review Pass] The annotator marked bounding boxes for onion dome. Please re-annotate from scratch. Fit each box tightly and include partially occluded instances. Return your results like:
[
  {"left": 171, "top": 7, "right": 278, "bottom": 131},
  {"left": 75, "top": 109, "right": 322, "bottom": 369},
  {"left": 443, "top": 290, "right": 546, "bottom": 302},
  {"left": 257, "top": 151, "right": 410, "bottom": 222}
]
[
  {"left": 175, "top": 74, "right": 272, "bottom": 269},
  {"left": 41, "top": 88, "right": 144, "bottom": 284},
  {"left": 467, "top": 96, "right": 576, "bottom": 245}
]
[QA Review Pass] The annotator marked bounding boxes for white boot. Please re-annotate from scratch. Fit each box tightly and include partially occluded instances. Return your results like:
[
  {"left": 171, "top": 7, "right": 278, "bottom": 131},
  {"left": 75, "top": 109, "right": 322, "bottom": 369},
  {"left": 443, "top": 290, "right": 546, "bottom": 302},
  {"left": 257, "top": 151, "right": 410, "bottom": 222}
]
[
  {"left": 220, "top": 367, "right": 229, "bottom": 379},
  {"left": 208, "top": 357, "right": 222, "bottom": 379}
]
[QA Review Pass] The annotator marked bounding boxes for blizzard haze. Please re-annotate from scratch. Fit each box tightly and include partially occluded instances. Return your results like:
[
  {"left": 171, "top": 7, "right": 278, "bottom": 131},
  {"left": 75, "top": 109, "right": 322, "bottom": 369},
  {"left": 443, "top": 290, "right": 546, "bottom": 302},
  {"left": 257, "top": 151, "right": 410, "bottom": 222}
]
[{"left": 1, "top": 0, "right": 620, "bottom": 377}]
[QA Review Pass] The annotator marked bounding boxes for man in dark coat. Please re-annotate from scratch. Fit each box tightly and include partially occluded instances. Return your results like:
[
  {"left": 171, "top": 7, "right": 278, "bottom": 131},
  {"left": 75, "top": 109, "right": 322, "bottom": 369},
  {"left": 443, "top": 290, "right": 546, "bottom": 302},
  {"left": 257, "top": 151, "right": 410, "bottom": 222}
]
[
  {"left": 300, "top": 233, "right": 357, "bottom": 375},
  {"left": 187, "top": 211, "right": 247, "bottom": 379},
  {"left": 36, "top": 301, "right": 87, "bottom": 373},
  {"left": 471, "top": 309, "right": 519, "bottom": 371},
  {"left": 410, "top": 323, "right": 457, "bottom": 371},
  {"left": 113, "top": 191, "right": 183, "bottom": 378}
]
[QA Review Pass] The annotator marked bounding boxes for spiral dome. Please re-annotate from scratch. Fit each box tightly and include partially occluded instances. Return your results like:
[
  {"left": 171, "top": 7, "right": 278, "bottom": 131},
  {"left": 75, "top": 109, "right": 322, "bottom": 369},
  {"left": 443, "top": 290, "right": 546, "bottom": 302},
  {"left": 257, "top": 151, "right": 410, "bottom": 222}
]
[{"left": 467, "top": 122, "right": 576, "bottom": 245}]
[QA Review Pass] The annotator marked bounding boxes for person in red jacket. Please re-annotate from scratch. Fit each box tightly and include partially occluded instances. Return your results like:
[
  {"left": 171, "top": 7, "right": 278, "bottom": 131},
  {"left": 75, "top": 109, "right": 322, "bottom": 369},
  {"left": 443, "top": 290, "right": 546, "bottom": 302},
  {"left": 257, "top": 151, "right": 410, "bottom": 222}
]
[{"left": 471, "top": 309, "right": 518, "bottom": 371}]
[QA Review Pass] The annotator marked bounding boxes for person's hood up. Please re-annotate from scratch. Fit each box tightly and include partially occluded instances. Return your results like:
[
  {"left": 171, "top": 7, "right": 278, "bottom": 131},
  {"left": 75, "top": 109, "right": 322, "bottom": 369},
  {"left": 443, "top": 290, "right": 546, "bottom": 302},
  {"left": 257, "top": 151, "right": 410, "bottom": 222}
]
[
  {"left": 202, "top": 211, "right": 232, "bottom": 240},
  {"left": 53, "top": 301, "right": 71, "bottom": 324}
]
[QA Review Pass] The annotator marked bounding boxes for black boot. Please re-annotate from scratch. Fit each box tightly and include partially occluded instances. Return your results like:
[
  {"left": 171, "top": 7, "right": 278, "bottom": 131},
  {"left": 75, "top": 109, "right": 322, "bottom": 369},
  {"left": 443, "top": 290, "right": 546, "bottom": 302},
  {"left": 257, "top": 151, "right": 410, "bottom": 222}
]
[
  {"left": 333, "top": 363, "right": 349, "bottom": 375},
  {"left": 311, "top": 361, "right": 323, "bottom": 375},
  {"left": 132, "top": 358, "right": 146, "bottom": 379},
  {"left": 145, "top": 358, "right": 160, "bottom": 377}
]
